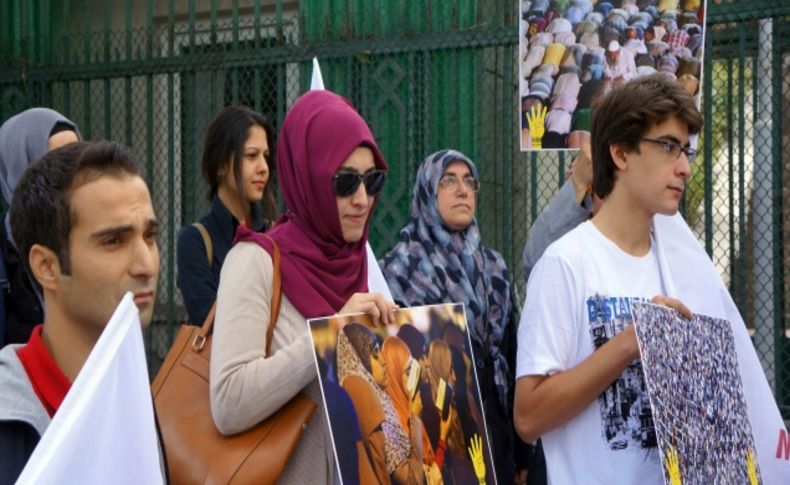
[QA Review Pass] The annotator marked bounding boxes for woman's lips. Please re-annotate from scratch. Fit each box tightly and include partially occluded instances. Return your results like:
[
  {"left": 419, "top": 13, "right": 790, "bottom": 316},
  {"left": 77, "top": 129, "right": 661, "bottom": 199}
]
[{"left": 346, "top": 214, "right": 367, "bottom": 224}]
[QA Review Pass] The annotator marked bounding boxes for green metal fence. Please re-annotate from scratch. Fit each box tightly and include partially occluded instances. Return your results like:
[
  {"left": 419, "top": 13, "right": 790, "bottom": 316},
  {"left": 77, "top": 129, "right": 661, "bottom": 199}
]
[{"left": 1, "top": 0, "right": 788, "bottom": 416}]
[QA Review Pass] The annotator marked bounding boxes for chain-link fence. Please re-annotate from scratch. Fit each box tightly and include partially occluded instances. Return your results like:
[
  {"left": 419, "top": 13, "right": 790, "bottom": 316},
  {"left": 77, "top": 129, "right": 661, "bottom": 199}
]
[
  {"left": 1, "top": 0, "right": 787, "bottom": 416},
  {"left": 700, "top": 5, "right": 790, "bottom": 418}
]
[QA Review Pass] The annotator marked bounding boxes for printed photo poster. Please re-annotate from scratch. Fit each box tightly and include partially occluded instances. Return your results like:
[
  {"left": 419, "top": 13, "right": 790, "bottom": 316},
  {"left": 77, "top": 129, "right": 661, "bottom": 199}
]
[
  {"left": 632, "top": 302, "right": 761, "bottom": 485},
  {"left": 519, "top": 0, "right": 706, "bottom": 151},
  {"left": 308, "top": 303, "right": 497, "bottom": 485}
]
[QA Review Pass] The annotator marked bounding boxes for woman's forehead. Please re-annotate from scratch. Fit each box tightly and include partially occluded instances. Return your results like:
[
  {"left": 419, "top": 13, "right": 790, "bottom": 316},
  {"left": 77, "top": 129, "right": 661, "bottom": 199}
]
[
  {"left": 441, "top": 159, "right": 472, "bottom": 176},
  {"left": 339, "top": 146, "right": 375, "bottom": 171}
]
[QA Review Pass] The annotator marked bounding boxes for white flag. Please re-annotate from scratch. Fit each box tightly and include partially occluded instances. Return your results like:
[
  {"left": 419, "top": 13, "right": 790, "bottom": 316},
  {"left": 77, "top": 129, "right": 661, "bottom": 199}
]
[
  {"left": 310, "top": 56, "right": 325, "bottom": 90},
  {"left": 366, "top": 242, "right": 393, "bottom": 301},
  {"left": 653, "top": 213, "right": 790, "bottom": 484},
  {"left": 17, "top": 292, "right": 163, "bottom": 484}
]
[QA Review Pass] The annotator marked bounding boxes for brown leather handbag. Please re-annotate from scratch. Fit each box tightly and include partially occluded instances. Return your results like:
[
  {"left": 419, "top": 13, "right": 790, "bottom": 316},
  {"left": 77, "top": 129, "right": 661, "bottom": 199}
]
[{"left": 151, "top": 235, "right": 317, "bottom": 484}]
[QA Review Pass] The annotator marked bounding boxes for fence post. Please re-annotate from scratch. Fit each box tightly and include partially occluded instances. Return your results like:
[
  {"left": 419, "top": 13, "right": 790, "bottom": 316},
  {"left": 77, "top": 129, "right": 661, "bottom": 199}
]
[{"left": 753, "top": 18, "right": 775, "bottom": 390}]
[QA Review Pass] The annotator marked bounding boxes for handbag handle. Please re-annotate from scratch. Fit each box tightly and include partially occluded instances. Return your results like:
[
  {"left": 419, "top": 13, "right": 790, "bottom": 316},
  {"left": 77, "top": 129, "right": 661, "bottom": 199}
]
[{"left": 193, "top": 236, "right": 283, "bottom": 358}]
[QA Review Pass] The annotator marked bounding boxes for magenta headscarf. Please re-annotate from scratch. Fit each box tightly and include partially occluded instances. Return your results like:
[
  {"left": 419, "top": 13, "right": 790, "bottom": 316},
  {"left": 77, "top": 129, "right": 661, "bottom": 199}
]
[{"left": 234, "top": 90, "right": 387, "bottom": 319}]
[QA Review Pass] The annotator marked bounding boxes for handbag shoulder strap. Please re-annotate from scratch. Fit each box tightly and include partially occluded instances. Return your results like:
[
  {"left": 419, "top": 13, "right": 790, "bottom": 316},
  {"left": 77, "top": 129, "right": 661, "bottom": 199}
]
[
  {"left": 194, "top": 301, "right": 216, "bottom": 347},
  {"left": 191, "top": 222, "right": 213, "bottom": 266},
  {"left": 193, "top": 234, "right": 282, "bottom": 355},
  {"left": 262, "top": 234, "right": 282, "bottom": 358},
  {"left": 192, "top": 221, "right": 215, "bottom": 346}
]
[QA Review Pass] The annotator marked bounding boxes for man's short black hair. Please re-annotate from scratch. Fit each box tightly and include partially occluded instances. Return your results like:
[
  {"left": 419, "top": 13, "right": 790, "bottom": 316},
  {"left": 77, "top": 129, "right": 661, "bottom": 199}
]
[{"left": 10, "top": 141, "right": 141, "bottom": 278}]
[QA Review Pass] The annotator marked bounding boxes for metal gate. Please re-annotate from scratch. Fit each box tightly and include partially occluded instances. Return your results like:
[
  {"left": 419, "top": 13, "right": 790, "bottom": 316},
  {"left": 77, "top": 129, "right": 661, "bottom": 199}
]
[{"left": 1, "top": 0, "right": 788, "bottom": 416}]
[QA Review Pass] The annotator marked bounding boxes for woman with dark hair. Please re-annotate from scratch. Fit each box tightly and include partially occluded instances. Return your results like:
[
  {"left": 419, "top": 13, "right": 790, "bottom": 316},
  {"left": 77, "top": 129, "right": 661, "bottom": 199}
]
[
  {"left": 397, "top": 324, "right": 428, "bottom": 368},
  {"left": 209, "top": 90, "right": 397, "bottom": 483},
  {"left": 381, "top": 149, "right": 526, "bottom": 484},
  {"left": 425, "top": 339, "right": 476, "bottom": 483},
  {"left": 449, "top": 345, "right": 485, "bottom": 452},
  {"left": 0, "top": 108, "right": 80, "bottom": 345},
  {"left": 176, "top": 105, "right": 277, "bottom": 324},
  {"left": 397, "top": 323, "right": 446, "bottom": 476}
]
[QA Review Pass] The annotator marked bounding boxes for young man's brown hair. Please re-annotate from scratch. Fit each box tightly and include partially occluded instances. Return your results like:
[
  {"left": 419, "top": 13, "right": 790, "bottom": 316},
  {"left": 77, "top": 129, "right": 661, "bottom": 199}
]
[{"left": 590, "top": 73, "right": 703, "bottom": 199}]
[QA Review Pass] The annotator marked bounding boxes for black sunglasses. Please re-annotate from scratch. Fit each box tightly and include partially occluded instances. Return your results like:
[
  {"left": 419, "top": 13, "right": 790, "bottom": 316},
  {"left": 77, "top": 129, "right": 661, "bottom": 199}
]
[{"left": 333, "top": 169, "right": 388, "bottom": 197}]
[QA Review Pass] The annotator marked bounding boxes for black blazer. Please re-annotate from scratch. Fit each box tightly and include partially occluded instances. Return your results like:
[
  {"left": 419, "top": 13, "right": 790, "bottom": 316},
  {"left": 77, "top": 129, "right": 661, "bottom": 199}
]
[{"left": 176, "top": 197, "right": 266, "bottom": 324}]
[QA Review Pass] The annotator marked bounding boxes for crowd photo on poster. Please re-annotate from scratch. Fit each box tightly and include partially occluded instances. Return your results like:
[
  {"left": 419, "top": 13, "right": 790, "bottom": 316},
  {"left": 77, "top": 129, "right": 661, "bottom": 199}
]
[
  {"left": 519, "top": 0, "right": 706, "bottom": 151},
  {"left": 633, "top": 302, "right": 761, "bottom": 485}
]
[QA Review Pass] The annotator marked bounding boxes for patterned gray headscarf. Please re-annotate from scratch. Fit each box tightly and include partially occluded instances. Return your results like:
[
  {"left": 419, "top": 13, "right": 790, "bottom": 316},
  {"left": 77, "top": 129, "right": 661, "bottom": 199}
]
[{"left": 380, "top": 149, "right": 513, "bottom": 413}]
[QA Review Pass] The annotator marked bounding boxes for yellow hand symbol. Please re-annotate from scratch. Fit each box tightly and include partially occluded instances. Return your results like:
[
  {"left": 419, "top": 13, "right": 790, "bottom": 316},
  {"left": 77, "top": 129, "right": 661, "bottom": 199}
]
[
  {"left": 526, "top": 104, "right": 547, "bottom": 149},
  {"left": 746, "top": 448, "right": 759, "bottom": 485},
  {"left": 467, "top": 433, "right": 486, "bottom": 485},
  {"left": 664, "top": 446, "right": 682, "bottom": 485}
]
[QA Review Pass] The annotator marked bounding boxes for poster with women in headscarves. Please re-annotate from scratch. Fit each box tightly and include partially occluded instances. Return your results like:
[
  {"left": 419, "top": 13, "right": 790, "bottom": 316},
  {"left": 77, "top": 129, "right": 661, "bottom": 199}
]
[
  {"left": 519, "top": 0, "right": 706, "bottom": 151},
  {"left": 309, "top": 303, "right": 496, "bottom": 485}
]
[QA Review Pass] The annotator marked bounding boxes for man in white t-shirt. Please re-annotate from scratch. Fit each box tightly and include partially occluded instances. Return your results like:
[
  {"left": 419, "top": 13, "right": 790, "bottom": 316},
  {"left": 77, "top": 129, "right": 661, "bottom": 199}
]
[{"left": 514, "top": 74, "right": 703, "bottom": 484}]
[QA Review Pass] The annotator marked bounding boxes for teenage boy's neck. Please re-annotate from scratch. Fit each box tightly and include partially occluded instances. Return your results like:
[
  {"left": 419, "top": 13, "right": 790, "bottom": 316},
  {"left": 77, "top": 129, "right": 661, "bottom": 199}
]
[{"left": 591, "top": 190, "right": 654, "bottom": 257}]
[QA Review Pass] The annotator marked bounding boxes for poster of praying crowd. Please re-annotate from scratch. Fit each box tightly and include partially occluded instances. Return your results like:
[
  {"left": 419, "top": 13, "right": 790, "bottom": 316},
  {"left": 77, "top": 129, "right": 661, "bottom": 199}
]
[
  {"left": 633, "top": 302, "right": 761, "bottom": 485},
  {"left": 519, "top": 0, "right": 706, "bottom": 151},
  {"left": 309, "top": 303, "right": 496, "bottom": 485}
]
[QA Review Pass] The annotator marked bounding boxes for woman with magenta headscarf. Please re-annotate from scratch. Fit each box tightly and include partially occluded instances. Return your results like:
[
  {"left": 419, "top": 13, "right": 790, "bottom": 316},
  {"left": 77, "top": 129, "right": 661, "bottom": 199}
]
[
  {"left": 209, "top": 90, "right": 398, "bottom": 483},
  {"left": 0, "top": 108, "right": 80, "bottom": 345},
  {"left": 380, "top": 149, "right": 527, "bottom": 484}
]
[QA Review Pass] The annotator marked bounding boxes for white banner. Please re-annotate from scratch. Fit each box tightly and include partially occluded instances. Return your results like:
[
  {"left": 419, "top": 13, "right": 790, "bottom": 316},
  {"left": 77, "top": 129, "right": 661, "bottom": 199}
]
[
  {"left": 653, "top": 213, "right": 790, "bottom": 484},
  {"left": 17, "top": 292, "right": 163, "bottom": 484}
]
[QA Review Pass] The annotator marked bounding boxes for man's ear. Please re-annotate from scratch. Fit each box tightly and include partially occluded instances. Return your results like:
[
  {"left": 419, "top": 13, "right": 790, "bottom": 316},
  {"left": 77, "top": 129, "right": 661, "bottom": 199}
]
[
  {"left": 28, "top": 244, "right": 62, "bottom": 291},
  {"left": 609, "top": 143, "right": 629, "bottom": 171}
]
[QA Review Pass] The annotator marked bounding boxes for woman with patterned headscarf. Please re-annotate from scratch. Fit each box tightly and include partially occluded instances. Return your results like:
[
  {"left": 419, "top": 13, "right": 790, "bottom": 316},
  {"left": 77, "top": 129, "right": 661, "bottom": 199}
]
[
  {"left": 338, "top": 323, "right": 420, "bottom": 483},
  {"left": 380, "top": 149, "right": 523, "bottom": 484}
]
